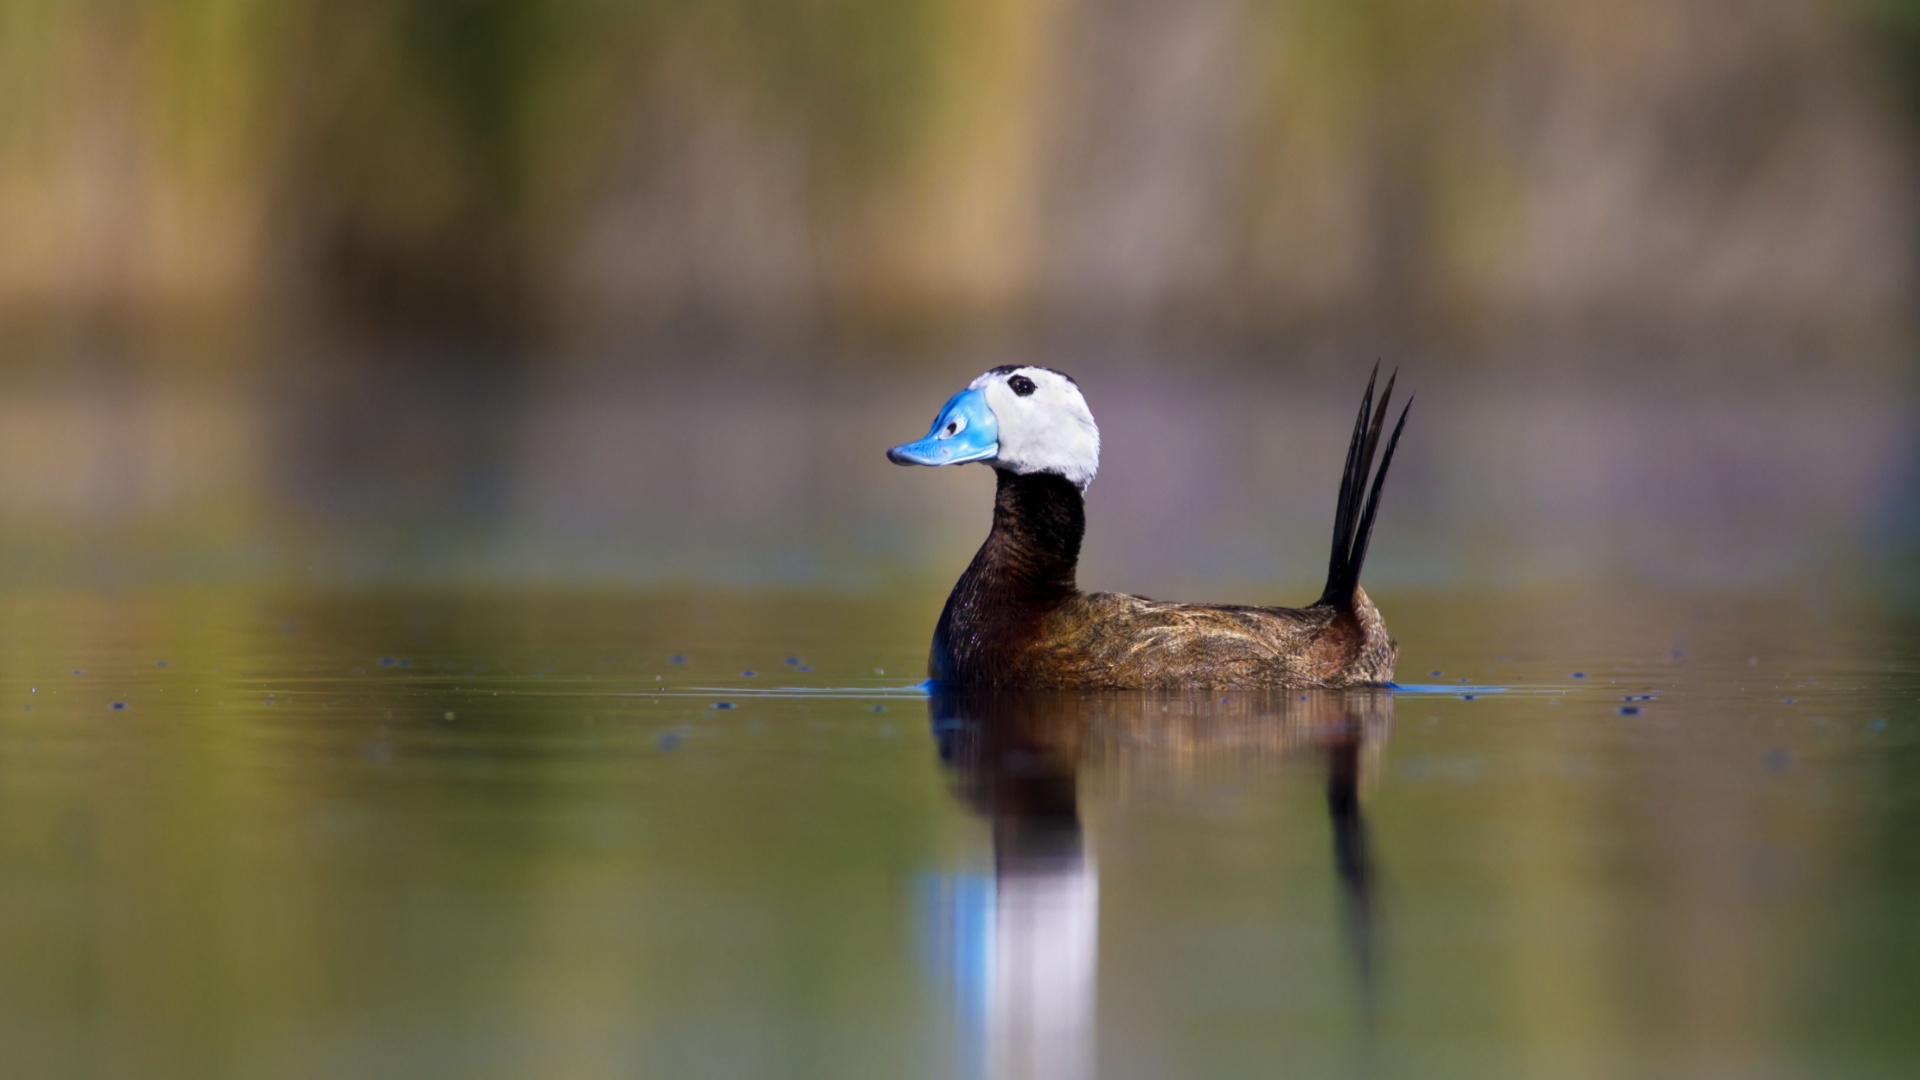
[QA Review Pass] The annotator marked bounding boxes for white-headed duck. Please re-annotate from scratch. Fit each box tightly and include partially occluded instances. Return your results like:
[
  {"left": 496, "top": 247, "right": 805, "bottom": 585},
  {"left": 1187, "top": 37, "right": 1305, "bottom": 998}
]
[{"left": 888, "top": 366, "right": 1409, "bottom": 689}]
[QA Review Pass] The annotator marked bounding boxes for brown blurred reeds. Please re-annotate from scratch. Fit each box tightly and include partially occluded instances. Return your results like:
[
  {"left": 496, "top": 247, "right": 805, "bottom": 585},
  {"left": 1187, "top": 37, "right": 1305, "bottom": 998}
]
[{"left": 0, "top": 0, "right": 1913, "bottom": 365}]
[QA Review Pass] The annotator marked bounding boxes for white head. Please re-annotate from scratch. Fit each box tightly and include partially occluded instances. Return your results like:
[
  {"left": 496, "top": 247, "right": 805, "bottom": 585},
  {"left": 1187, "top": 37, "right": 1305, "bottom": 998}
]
[{"left": 887, "top": 366, "right": 1101, "bottom": 490}]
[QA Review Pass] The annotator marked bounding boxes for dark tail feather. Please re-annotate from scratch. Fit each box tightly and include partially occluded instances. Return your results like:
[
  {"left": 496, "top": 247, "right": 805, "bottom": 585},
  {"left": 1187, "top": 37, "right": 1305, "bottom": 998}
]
[{"left": 1317, "top": 368, "right": 1411, "bottom": 608}]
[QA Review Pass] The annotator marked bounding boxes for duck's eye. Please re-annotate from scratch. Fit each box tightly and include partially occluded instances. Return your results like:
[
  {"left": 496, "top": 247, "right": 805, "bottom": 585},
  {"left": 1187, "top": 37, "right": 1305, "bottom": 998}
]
[
  {"left": 938, "top": 414, "right": 966, "bottom": 439},
  {"left": 1009, "top": 374, "right": 1037, "bottom": 397}
]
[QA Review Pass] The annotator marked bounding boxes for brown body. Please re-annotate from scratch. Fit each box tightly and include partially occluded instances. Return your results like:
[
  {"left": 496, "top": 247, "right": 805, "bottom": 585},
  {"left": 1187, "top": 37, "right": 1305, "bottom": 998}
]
[{"left": 930, "top": 471, "right": 1398, "bottom": 690}]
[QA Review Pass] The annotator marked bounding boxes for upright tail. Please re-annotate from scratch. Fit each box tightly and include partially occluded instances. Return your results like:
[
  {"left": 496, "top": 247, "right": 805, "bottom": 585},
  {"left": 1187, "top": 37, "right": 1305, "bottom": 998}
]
[{"left": 1317, "top": 365, "right": 1411, "bottom": 609}]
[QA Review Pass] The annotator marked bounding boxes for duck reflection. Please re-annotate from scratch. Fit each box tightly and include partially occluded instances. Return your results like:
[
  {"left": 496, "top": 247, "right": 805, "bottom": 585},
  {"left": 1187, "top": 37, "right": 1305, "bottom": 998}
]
[{"left": 923, "top": 687, "right": 1393, "bottom": 1080}]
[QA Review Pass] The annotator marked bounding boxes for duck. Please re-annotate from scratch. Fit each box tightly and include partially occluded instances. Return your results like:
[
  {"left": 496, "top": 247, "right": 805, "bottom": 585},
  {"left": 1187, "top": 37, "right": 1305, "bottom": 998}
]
[{"left": 887, "top": 365, "right": 1410, "bottom": 689}]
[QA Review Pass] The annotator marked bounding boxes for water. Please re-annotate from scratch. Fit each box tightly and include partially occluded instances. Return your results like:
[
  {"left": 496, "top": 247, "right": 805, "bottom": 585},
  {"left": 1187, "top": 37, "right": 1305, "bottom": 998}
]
[{"left": 1, "top": 585, "right": 1916, "bottom": 1079}]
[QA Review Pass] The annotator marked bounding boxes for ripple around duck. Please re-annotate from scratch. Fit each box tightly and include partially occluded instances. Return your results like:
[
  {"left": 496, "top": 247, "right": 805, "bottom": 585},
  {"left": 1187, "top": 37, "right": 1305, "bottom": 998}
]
[{"left": 675, "top": 683, "right": 934, "bottom": 699}]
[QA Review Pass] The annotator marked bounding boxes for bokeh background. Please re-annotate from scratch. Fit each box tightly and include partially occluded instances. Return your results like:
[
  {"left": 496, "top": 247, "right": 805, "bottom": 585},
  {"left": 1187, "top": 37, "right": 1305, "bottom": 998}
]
[
  {"left": 5, "top": 0, "right": 1920, "bottom": 596},
  {"left": 9, "top": 10, "right": 1920, "bottom": 1079}
]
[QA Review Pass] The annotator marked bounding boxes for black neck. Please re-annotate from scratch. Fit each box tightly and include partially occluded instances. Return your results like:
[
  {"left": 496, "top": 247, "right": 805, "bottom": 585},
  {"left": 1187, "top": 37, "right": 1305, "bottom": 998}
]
[
  {"left": 933, "top": 470, "right": 1085, "bottom": 680},
  {"left": 974, "top": 469, "right": 1084, "bottom": 603}
]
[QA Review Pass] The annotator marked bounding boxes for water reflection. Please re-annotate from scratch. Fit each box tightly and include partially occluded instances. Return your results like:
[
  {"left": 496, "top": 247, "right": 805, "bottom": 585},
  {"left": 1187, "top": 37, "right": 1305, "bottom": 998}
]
[{"left": 924, "top": 687, "right": 1394, "bottom": 1079}]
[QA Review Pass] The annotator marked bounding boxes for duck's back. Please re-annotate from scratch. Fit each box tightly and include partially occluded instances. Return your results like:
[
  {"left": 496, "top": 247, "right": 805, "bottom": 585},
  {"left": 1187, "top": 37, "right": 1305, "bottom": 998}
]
[{"left": 1015, "top": 587, "right": 1395, "bottom": 690}]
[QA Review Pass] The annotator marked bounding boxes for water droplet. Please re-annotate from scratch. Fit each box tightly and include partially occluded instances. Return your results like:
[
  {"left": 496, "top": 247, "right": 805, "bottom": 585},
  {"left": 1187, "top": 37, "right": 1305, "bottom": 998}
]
[
  {"left": 110, "top": 702, "right": 126, "bottom": 710},
  {"left": 713, "top": 702, "right": 735, "bottom": 710},
  {"left": 1618, "top": 705, "right": 1640, "bottom": 716},
  {"left": 742, "top": 671, "right": 756, "bottom": 677},
  {"left": 670, "top": 655, "right": 687, "bottom": 664},
  {"left": 1570, "top": 672, "right": 1586, "bottom": 679}
]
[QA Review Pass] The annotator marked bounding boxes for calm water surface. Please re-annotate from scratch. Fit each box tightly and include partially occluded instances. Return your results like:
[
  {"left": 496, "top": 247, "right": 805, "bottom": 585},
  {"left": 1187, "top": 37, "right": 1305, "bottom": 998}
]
[{"left": 1, "top": 586, "right": 1916, "bottom": 1079}]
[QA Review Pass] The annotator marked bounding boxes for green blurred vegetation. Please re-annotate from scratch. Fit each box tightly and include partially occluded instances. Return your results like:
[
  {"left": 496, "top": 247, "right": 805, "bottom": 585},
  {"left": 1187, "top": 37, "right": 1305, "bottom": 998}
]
[{"left": 1, "top": 0, "right": 1914, "bottom": 365}]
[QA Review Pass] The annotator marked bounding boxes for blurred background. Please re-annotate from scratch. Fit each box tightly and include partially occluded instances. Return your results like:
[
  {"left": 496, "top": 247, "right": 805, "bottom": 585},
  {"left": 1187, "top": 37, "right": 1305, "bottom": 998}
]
[
  {"left": 4, "top": 0, "right": 1920, "bottom": 595},
  {"left": 11, "top": 9, "right": 1920, "bottom": 1078}
]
